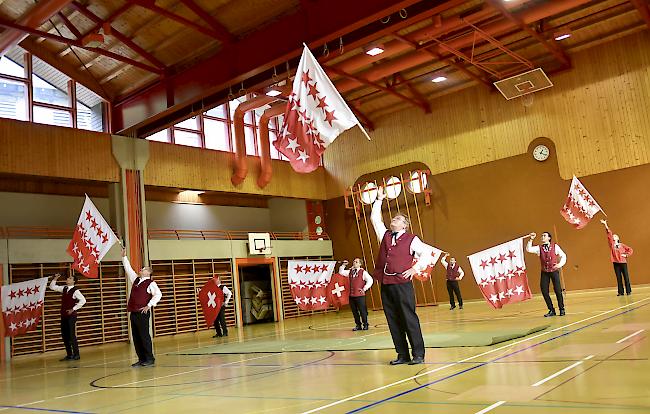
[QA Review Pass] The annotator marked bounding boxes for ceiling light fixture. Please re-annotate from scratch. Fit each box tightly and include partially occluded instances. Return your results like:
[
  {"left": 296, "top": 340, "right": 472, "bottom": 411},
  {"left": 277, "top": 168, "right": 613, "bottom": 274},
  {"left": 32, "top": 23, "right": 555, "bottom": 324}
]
[
  {"left": 364, "top": 43, "right": 385, "bottom": 56},
  {"left": 432, "top": 76, "right": 447, "bottom": 83},
  {"left": 554, "top": 29, "right": 572, "bottom": 41},
  {"left": 265, "top": 89, "right": 282, "bottom": 97}
]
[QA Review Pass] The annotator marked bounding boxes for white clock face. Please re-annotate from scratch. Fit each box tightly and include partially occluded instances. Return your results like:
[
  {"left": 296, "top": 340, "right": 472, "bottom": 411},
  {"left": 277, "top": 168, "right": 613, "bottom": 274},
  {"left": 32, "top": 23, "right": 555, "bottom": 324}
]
[{"left": 533, "top": 145, "right": 550, "bottom": 161}]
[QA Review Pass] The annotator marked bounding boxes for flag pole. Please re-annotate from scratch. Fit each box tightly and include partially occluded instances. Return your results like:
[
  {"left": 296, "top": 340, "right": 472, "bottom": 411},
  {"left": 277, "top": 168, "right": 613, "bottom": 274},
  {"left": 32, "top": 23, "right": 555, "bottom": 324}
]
[{"left": 356, "top": 123, "right": 371, "bottom": 140}]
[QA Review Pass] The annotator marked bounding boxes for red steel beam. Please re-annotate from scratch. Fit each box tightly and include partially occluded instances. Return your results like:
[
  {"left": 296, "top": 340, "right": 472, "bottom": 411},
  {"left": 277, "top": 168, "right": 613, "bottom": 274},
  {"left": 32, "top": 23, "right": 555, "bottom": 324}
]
[
  {"left": 111, "top": 0, "right": 424, "bottom": 133},
  {"left": 57, "top": 12, "right": 82, "bottom": 38},
  {"left": 131, "top": 0, "right": 225, "bottom": 40},
  {"left": 0, "top": 0, "right": 74, "bottom": 54},
  {"left": 69, "top": 1, "right": 165, "bottom": 69},
  {"left": 630, "top": 0, "right": 650, "bottom": 28},
  {"left": 180, "top": 0, "right": 234, "bottom": 43}
]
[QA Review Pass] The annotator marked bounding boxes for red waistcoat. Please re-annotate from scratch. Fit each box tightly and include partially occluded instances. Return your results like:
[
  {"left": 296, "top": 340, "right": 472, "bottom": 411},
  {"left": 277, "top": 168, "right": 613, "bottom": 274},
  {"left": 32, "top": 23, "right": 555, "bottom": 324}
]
[
  {"left": 373, "top": 230, "right": 416, "bottom": 285},
  {"left": 539, "top": 243, "right": 558, "bottom": 272},
  {"left": 128, "top": 278, "right": 153, "bottom": 312},
  {"left": 61, "top": 286, "right": 79, "bottom": 318},
  {"left": 446, "top": 264, "right": 460, "bottom": 281},
  {"left": 349, "top": 268, "right": 366, "bottom": 297}
]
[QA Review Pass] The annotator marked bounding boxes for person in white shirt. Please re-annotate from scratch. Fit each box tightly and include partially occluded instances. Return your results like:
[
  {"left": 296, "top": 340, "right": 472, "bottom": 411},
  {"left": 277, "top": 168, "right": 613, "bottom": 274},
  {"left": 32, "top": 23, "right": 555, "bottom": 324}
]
[
  {"left": 212, "top": 275, "right": 232, "bottom": 338},
  {"left": 50, "top": 273, "right": 86, "bottom": 361},
  {"left": 338, "top": 258, "right": 373, "bottom": 331},
  {"left": 526, "top": 232, "right": 567, "bottom": 317},
  {"left": 122, "top": 248, "right": 163, "bottom": 367},
  {"left": 370, "top": 186, "right": 436, "bottom": 365},
  {"left": 440, "top": 253, "right": 464, "bottom": 310}
]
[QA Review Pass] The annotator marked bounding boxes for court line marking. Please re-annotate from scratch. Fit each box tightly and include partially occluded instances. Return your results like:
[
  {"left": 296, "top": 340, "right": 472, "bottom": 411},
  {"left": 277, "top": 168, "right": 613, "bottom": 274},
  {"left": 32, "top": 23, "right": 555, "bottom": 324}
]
[
  {"left": 0, "top": 406, "right": 92, "bottom": 414},
  {"left": 532, "top": 355, "right": 594, "bottom": 387},
  {"left": 616, "top": 329, "right": 644, "bottom": 344},
  {"left": 300, "top": 296, "right": 650, "bottom": 414},
  {"left": 475, "top": 400, "right": 506, "bottom": 414}
]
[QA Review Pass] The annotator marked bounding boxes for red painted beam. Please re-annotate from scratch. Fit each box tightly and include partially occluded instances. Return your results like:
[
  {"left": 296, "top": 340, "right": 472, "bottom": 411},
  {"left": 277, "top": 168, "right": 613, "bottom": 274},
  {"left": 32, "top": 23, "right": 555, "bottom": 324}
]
[
  {"left": 57, "top": 12, "right": 82, "bottom": 38},
  {"left": 111, "top": 0, "right": 423, "bottom": 133},
  {"left": 630, "top": 0, "right": 650, "bottom": 28},
  {"left": 180, "top": 0, "right": 234, "bottom": 43},
  {"left": 131, "top": 0, "right": 225, "bottom": 40}
]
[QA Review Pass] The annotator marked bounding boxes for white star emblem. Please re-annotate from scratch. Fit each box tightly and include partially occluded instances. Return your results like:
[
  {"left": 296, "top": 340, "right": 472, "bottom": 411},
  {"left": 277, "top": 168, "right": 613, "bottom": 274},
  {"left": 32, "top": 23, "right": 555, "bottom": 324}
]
[
  {"left": 296, "top": 149, "right": 310, "bottom": 163},
  {"left": 489, "top": 294, "right": 499, "bottom": 303},
  {"left": 286, "top": 137, "right": 300, "bottom": 153},
  {"left": 294, "top": 296, "right": 302, "bottom": 305},
  {"left": 318, "top": 296, "right": 327, "bottom": 304},
  {"left": 9, "top": 322, "right": 16, "bottom": 331},
  {"left": 310, "top": 297, "right": 318, "bottom": 305},
  {"left": 496, "top": 274, "right": 506, "bottom": 281},
  {"left": 72, "top": 243, "right": 78, "bottom": 253},
  {"left": 514, "top": 285, "right": 524, "bottom": 295},
  {"left": 573, "top": 218, "right": 581, "bottom": 224},
  {"left": 82, "top": 264, "right": 90, "bottom": 274},
  {"left": 301, "top": 296, "right": 310, "bottom": 305},
  {"left": 498, "top": 291, "right": 506, "bottom": 300},
  {"left": 505, "top": 289, "right": 514, "bottom": 297},
  {"left": 480, "top": 281, "right": 488, "bottom": 287}
]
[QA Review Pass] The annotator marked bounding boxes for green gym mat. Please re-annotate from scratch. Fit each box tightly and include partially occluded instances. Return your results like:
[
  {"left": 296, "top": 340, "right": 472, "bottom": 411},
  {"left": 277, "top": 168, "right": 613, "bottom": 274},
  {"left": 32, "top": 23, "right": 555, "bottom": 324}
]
[{"left": 171, "top": 324, "right": 549, "bottom": 354}]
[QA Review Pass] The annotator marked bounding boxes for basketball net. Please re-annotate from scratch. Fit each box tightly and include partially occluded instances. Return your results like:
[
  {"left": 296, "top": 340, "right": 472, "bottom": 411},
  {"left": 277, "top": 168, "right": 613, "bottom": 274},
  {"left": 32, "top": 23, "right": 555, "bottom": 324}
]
[{"left": 521, "top": 93, "right": 534, "bottom": 108}]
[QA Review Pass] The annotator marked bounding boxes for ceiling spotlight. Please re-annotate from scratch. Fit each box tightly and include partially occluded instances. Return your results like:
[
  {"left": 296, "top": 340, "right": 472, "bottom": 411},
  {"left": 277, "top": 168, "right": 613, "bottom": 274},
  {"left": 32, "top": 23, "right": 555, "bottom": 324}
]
[
  {"left": 364, "top": 43, "right": 385, "bottom": 56},
  {"left": 432, "top": 76, "right": 447, "bottom": 83},
  {"left": 266, "top": 89, "right": 282, "bottom": 97},
  {"left": 179, "top": 190, "right": 205, "bottom": 196},
  {"left": 554, "top": 29, "right": 572, "bottom": 41}
]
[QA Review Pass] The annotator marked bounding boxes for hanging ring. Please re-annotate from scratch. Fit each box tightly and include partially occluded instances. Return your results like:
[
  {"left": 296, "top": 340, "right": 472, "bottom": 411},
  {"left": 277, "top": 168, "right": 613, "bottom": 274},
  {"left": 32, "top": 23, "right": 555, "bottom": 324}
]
[
  {"left": 227, "top": 85, "right": 234, "bottom": 100},
  {"left": 339, "top": 37, "right": 344, "bottom": 54},
  {"left": 381, "top": 16, "right": 390, "bottom": 24},
  {"left": 399, "top": 9, "right": 408, "bottom": 19},
  {"left": 238, "top": 81, "right": 245, "bottom": 94},
  {"left": 322, "top": 43, "right": 330, "bottom": 57}
]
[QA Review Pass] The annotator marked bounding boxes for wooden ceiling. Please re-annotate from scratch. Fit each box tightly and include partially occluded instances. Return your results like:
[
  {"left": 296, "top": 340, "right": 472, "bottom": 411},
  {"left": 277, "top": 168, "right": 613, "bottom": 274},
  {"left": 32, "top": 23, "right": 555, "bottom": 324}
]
[{"left": 0, "top": 0, "right": 648, "bottom": 133}]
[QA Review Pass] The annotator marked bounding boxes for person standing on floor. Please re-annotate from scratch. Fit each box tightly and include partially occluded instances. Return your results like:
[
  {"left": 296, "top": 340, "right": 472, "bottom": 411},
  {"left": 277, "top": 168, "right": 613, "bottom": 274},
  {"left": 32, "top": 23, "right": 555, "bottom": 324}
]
[
  {"left": 122, "top": 248, "right": 162, "bottom": 367},
  {"left": 212, "top": 275, "right": 232, "bottom": 338},
  {"left": 338, "top": 258, "right": 373, "bottom": 331},
  {"left": 371, "top": 186, "right": 435, "bottom": 365},
  {"left": 600, "top": 219, "right": 634, "bottom": 296},
  {"left": 440, "top": 253, "right": 464, "bottom": 310},
  {"left": 526, "top": 232, "right": 567, "bottom": 317},
  {"left": 50, "top": 273, "right": 86, "bottom": 361}
]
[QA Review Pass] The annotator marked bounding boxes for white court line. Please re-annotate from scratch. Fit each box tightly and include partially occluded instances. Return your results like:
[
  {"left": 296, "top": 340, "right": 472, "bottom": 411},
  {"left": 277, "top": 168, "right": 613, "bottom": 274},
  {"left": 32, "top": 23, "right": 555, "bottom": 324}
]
[
  {"left": 300, "top": 296, "right": 650, "bottom": 414},
  {"left": 616, "top": 329, "right": 645, "bottom": 344},
  {"left": 475, "top": 400, "right": 506, "bottom": 414},
  {"left": 531, "top": 354, "right": 594, "bottom": 387}
]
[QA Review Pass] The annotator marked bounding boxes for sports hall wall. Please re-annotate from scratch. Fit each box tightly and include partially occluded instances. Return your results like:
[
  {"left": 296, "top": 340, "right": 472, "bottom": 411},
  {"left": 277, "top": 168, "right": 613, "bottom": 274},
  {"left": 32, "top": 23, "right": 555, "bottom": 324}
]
[{"left": 323, "top": 31, "right": 650, "bottom": 302}]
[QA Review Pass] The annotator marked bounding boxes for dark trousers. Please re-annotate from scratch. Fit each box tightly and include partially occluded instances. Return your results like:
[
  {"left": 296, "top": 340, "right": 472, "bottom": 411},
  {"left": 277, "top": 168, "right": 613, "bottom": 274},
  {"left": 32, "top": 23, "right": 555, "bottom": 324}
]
[
  {"left": 446, "top": 280, "right": 463, "bottom": 307},
  {"left": 541, "top": 271, "right": 564, "bottom": 311},
  {"left": 214, "top": 307, "right": 228, "bottom": 336},
  {"left": 380, "top": 282, "right": 425, "bottom": 359},
  {"left": 61, "top": 316, "right": 79, "bottom": 357},
  {"left": 130, "top": 312, "right": 154, "bottom": 363},
  {"left": 349, "top": 296, "right": 368, "bottom": 327},
  {"left": 613, "top": 262, "right": 632, "bottom": 294}
]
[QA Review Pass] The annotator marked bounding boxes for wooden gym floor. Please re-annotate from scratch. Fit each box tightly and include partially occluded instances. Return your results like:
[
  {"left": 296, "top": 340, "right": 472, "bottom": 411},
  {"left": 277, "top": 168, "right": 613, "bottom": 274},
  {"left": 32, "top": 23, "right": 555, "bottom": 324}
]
[{"left": 1, "top": 285, "right": 649, "bottom": 414}]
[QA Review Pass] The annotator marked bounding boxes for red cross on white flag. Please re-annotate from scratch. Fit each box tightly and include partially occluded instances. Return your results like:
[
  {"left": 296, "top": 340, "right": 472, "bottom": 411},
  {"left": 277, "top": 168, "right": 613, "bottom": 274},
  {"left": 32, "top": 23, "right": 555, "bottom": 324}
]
[
  {"left": 287, "top": 260, "right": 337, "bottom": 311},
  {"left": 274, "top": 45, "right": 364, "bottom": 173},
  {"left": 66, "top": 195, "right": 118, "bottom": 278},
  {"left": 1, "top": 277, "right": 48, "bottom": 337},
  {"left": 467, "top": 238, "right": 532, "bottom": 309},
  {"left": 560, "top": 176, "right": 603, "bottom": 229}
]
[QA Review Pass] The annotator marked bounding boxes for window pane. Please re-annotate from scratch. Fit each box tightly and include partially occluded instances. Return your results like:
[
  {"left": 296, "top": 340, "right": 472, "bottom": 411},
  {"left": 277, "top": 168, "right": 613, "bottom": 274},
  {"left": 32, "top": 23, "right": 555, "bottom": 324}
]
[
  {"left": 229, "top": 97, "right": 243, "bottom": 118},
  {"left": 173, "top": 129, "right": 201, "bottom": 147},
  {"left": 32, "top": 75, "right": 70, "bottom": 107},
  {"left": 33, "top": 105, "right": 72, "bottom": 127},
  {"left": 0, "top": 56, "right": 26, "bottom": 78},
  {"left": 0, "top": 79, "right": 27, "bottom": 121},
  {"left": 204, "top": 118, "right": 230, "bottom": 151},
  {"left": 175, "top": 116, "right": 199, "bottom": 130},
  {"left": 244, "top": 126, "right": 256, "bottom": 155},
  {"left": 147, "top": 129, "right": 170, "bottom": 143},
  {"left": 205, "top": 104, "right": 226, "bottom": 119},
  {"left": 269, "top": 130, "right": 281, "bottom": 160},
  {"left": 77, "top": 102, "right": 103, "bottom": 132}
]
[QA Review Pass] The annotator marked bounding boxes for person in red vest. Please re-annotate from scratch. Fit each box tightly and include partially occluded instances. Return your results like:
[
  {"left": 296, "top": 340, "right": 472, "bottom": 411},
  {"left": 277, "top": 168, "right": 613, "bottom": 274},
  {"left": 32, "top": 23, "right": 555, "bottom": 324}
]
[
  {"left": 600, "top": 220, "right": 634, "bottom": 296},
  {"left": 371, "top": 187, "right": 436, "bottom": 365},
  {"left": 212, "top": 275, "right": 232, "bottom": 338},
  {"left": 526, "top": 232, "right": 567, "bottom": 317},
  {"left": 50, "top": 273, "right": 86, "bottom": 361},
  {"left": 440, "top": 253, "right": 464, "bottom": 310},
  {"left": 338, "top": 258, "right": 373, "bottom": 331},
  {"left": 122, "top": 248, "right": 162, "bottom": 367}
]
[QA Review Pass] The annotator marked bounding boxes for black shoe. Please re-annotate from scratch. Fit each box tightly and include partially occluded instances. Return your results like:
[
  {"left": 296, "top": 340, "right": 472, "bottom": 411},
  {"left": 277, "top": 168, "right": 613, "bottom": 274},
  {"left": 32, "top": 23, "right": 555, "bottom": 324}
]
[
  {"left": 352, "top": 326, "right": 362, "bottom": 331},
  {"left": 409, "top": 357, "right": 425, "bottom": 365},
  {"left": 140, "top": 360, "right": 155, "bottom": 367},
  {"left": 544, "top": 310, "right": 556, "bottom": 317},
  {"left": 131, "top": 361, "right": 144, "bottom": 367},
  {"left": 617, "top": 293, "right": 623, "bottom": 296},
  {"left": 362, "top": 325, "right": 369, "bottom": 330},
  {"left": 71, "top": 355, "right": 80, "bottom": 360},
  {"left": 389, "top": 357, "right": 411, "bottom": 365},
  {"left": 627, "top": 292, "right": 632, "bottom": 295},
  {"left": 223, "top": 332, "right": 228, "bottom": 337},
  {"left": 459, "top": 305, "right": 463, "bottom": 310},
  {"left": 213, "top": 333, "right": 222, "bottom": 338},
  {"left": 559, "top": 310, "right": 566, "bottom": 316},
  {"left": 450, "top": 306, "right": 456, "bottom": 310},
  {"left": 60, "top": 356, "right": 72, "bottom": 361}
]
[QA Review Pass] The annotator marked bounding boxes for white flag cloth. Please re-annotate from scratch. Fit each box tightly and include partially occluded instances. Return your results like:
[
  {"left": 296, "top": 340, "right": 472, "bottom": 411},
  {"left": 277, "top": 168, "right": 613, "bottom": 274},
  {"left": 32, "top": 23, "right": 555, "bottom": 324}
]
[
  {"left": 274, "top": 45, "right": 360, "bottom": 173},
  {"left": 287, "top": 260, "right": 337, "bottom": 311},
  {"left": 467, "top": 238, "right": 532, "bottom": 309},
  {"left": 560, "top": 176, "right": 603, "bottom": 229},
  {"left": 1, "top": 277, "right": 48, "bottom": 337},
  {"left": 66, "top": 195, "right": 118, "bottom": 278}
]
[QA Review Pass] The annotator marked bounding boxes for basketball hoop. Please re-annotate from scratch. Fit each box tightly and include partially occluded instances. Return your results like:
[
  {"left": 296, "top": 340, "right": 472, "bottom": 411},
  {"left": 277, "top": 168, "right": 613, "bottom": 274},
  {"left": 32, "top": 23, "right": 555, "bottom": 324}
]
[{"left": 521, "top": 94, "right": 534, "bottom": 108}]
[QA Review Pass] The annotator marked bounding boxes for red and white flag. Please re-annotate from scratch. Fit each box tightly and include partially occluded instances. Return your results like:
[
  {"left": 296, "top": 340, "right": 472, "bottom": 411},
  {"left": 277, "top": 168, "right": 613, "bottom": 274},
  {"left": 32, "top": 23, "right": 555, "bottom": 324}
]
[
  {"left": 1, "top": 277, "right": 48, "bottom": 337},
  {"left": 413, "top": 248, "right": 444, "bottom": 281},
  {"left": 326, "top": 273, "right": 350, "bottom": 309},
  {"left": 274, "top": 45, "right": 362, "bottom": 173},
  {"left": 560, "top": 176, "right": 603, "bottom": 229},
  {"left": 198, "top": 280, "right": 224, "bottom": 328},
  {"left": 66, "top": 195, "right": 118, "bottom": 278},
  {"left": 467, "top": 238, "right": 532, "bottom": 309},
  {"left": 288, "top": 260, "right": 336, "bottom": 311}
]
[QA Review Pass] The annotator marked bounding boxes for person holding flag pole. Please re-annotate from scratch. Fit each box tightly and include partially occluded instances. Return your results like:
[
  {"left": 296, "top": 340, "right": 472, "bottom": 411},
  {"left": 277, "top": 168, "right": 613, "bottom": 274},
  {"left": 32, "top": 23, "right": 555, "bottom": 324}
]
[{"left": 526, "top": 231, "right": 568, "bottom": 317}]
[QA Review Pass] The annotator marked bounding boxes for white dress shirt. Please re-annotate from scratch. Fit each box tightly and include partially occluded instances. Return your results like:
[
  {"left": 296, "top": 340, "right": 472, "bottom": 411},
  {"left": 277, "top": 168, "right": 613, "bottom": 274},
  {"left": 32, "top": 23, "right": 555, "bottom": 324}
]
[
  {"left": 526, "top": 240, "right": 567, "bottom": 268},
  {"left": 338, "top": 265, "right": 374, "bottom": 291},
  {"left": 122, "top": 257, "right": 163, "bottom": 308},
  {"left": 440, "top": 258, "right": 465, "bottom": 279},
  {"left": 49, "top": 281, "right": 86, "bottom": 311},
  {"left": 370, "top": 198, "right": 435, "bottom": 271},
  {"left": 217, "top": 284, "right": 232, "bottom": 306}
]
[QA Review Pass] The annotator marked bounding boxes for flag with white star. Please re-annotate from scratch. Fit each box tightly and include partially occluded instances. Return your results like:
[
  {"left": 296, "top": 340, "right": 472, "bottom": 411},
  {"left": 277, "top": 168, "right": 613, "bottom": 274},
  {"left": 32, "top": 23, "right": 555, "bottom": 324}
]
[
  {"left": 467, "top": 238, "right": 532, "bottom": 309},
  {"left": 1, "top": 277, "right": 48, "bottom": 337},
  {"left": 66, "top": 195, "right": 118, "bottom": 278},
  {"left": 274, "top": 45, "right": 360, "bottom": 173},
  {"left": 560, "top": 176, "right": 603, "bottom": 229},
  {"left": 288, "top": 260, "right": 337, "bottom": 311}
]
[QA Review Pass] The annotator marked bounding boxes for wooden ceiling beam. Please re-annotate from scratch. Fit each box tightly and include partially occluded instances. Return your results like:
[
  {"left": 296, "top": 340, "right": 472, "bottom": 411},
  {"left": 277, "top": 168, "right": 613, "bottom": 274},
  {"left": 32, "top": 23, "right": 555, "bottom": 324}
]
[
  {"left": 629, "top": 0, "right": 650, "bottom": 28},
  {"left": 179, "top": 0, "right": 234, "bottom": 43}
]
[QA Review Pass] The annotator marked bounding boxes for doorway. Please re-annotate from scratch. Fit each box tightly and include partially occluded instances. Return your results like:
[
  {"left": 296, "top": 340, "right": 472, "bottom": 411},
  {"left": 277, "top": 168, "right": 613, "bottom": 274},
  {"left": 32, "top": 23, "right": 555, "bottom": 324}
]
[{"left": 238, "top": 264, "right": 275, "bottom": 325}]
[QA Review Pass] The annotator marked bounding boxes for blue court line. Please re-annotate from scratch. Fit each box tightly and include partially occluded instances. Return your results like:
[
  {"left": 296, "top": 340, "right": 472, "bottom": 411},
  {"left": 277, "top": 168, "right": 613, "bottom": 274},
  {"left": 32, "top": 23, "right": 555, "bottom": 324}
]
[
  {"left": 0, "top": 407, "right": 93, "bottom": 414},
  {"left": 347, "top": 301, "right": 650, "bottom": 413}
]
